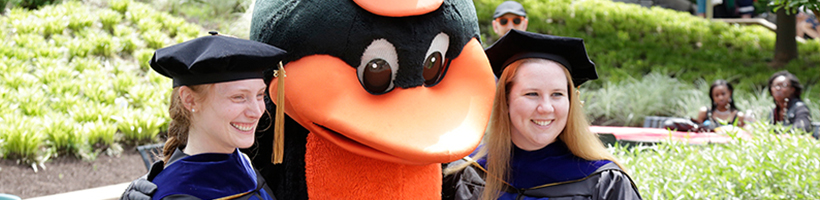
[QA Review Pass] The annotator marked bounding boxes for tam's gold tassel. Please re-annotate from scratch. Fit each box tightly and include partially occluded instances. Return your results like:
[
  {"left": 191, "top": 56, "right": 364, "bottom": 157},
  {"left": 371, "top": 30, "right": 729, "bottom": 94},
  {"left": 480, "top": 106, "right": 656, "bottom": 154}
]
[{"left": 272, "top": 61, "right": 285, "bottom": 164}]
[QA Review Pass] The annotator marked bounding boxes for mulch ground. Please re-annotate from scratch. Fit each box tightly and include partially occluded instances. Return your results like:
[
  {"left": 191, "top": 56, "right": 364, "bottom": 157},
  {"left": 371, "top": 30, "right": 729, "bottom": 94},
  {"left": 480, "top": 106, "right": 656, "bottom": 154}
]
[{"left": 0, "top": 146, "right": 147, "bottom": 198}]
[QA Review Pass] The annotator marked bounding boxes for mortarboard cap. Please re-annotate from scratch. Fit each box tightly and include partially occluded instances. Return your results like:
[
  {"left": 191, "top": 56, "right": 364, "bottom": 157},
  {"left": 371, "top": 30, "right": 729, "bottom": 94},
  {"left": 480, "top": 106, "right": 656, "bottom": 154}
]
[
  {"left": 493, "top": 1, "right": 527, "bottom": 18},
  {"left": 150, "top": 36, "right": 287, "bottom": 87},
  {"left": 484, "top": 29, "right": 598, "bottom": 86}
]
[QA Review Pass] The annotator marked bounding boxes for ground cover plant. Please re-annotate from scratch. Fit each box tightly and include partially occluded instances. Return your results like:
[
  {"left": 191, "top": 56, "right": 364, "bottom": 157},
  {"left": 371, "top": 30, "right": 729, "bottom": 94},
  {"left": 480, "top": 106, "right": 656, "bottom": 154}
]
[
  {"left": 613, "top": 124, "right": 820, "bottom": 199},
  {"left": 139, "top": 0, "right": 252, "bottom": 38},
  {"left": 0, "top": 0, "right": 202, "bottom": 167}
]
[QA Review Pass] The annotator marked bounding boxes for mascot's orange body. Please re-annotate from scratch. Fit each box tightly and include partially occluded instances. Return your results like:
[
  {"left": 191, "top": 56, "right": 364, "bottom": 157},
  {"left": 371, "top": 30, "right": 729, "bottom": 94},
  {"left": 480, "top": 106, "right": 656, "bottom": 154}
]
[{"left": 250, "top": 0, "right": 494, "bottom": 199}]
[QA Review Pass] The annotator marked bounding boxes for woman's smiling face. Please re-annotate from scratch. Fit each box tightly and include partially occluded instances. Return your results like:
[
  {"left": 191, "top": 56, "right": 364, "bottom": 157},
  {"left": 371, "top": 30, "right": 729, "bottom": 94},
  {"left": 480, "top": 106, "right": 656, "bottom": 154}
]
[
  {"left": 507, "top": 60, "right": 569, "bottom": 151},
  {"left": 193, "top": 79, "right": 267, "bottom": 151}
]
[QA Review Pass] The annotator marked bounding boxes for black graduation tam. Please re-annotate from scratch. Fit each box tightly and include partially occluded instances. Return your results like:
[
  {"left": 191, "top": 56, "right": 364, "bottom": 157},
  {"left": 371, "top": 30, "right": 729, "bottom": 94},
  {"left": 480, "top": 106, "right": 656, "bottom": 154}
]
[
  {"left": 150, "top": 36, "right": 287, "bottom": 87},
  {"left": 485, "top": 29, "right": 598, "bottom": 86}
]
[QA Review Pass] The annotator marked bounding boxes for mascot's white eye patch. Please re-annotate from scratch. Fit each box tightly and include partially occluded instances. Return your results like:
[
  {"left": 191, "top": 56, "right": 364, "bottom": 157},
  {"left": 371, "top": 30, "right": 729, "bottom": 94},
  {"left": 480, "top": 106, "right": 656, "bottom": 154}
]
[
  {"left": 358, "top": 39, "right": 399, "bottom": 94},
  {"left": 422, "top": 32, "right": 450, "bottom": 86}
]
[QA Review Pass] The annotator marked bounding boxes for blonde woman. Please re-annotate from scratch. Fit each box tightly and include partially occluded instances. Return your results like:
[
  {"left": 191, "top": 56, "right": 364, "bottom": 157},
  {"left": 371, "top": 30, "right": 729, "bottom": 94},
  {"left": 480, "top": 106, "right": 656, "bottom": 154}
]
[{"left": 443, "top": 30, "right": 641, "bottom": 200}]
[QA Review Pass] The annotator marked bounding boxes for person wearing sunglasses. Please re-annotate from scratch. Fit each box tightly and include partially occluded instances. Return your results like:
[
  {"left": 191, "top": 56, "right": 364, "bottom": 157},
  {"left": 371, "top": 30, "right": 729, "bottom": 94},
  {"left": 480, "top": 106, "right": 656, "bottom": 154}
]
[
  {"left": 492, "top": 1, "right": 528, "bottom": 37},
  {"left": 767, "top": 70, "right": 812, "bottom": 134}
]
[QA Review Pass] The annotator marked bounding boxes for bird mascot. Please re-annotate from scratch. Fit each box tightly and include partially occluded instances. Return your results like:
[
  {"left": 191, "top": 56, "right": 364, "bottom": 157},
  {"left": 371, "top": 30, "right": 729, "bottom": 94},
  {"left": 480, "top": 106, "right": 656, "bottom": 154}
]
[{"left": 249, "top": 0, "right": 495, "bottom": 199}]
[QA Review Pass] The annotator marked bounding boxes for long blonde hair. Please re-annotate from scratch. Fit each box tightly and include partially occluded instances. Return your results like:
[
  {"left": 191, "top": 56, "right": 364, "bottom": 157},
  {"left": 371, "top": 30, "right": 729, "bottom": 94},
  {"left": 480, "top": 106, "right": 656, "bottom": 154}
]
[{"left": 447, "top": 58, "right": 624, "bottom": 200}]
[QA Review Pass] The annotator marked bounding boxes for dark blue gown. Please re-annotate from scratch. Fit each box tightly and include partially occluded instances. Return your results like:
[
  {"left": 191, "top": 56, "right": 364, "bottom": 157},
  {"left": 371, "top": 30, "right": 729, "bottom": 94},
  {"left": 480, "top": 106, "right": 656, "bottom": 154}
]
[{"left": 151, "top": 148, "right": 276, "bottom": 200}]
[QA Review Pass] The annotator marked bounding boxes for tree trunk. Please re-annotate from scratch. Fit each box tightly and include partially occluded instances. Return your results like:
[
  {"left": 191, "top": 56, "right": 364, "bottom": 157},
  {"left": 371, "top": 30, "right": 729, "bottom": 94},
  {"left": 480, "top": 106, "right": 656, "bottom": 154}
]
[{"left": 772, "top": 8, "right": 798, "bottom": 68}]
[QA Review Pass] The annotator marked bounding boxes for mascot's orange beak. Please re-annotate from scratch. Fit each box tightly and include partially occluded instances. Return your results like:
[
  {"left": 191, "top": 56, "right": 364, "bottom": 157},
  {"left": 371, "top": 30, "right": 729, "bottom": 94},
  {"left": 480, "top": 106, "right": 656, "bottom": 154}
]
[{"left": 271, "top": 39, "right": 494, "bottom": 165}]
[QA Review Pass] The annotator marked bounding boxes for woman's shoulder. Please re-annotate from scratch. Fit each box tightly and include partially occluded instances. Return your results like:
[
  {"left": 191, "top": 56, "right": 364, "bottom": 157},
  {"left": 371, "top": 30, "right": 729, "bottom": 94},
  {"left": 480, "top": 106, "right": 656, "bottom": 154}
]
[
  {"left": 592, "top": 165, "right": 642, "bottom": 200},
  {"left": 442, "top": 158, "right": 486, "bottom": 200},
  {"left": 509, "top": 162, "right": 641, "bottom": 200},
  {"left": 793, "top": 99, "right": 811, "bottom": 110},
  {"left": 151, "top": 150, "right": 262, "bottom": 200}
]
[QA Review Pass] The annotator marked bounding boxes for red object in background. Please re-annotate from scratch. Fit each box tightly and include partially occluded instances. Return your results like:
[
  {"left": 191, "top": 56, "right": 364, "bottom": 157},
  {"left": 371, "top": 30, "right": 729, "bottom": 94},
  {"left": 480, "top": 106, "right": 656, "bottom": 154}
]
[{"left": 590, "top": 126, "right": 752, "bottom": 145}]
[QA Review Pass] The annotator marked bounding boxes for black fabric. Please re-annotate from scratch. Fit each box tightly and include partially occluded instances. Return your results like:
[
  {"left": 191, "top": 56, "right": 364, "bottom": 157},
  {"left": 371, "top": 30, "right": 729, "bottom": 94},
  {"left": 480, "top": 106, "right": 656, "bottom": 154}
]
[
  {"left": 511, "top": 163, "right": 641, "bottom": 200},
  {"left": 121, "top": 174, "right": 156, "bottom": 200},
  {"left": 164, "top": 148, "right": 188, "bottom": 166},
  {"left": 234, "top": 167, "right": 278, "bottom": 200},
  {"left": 146, "top": 160, "right": 165, "bottom": 181},
  {"left": 150, "top": 36, "right": 287, "bottom": 87},
  {"left": 243, "top": 95, "right": 309, "bottom": 200},
  {"left": 442, "top": 159, "right": 486, "bottom": 200},
  {"left": 769, "top": 99, "right": 813, "bottom": 133},
  {"left": 159, "top": 194, "right": 200, "bottom": 200},
  {"left": 484, "top": 29, "right": 598, "bottom": 86},
  {"left": 250, "top": 0, "right": 480, "bottom": 89}
]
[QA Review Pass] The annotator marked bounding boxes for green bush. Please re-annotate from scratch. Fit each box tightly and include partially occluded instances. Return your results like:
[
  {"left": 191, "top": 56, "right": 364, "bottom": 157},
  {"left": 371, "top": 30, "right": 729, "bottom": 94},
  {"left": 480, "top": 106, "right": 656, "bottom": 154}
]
[
  {"left": 614, "top": 123, "right": 820, "bottom": 199},
  {"left": 83, "top": 120, "right": 117, "bottom": 148},
  {"left": 582, "top": 72, "right": 699, "bottom": 126},
  {"left": 99, "top": 9, "right": 123, "bottom": 34},
  {"left": 43, "top": 114, "right": 85, "bottom": 157},
  {"left": 582, "top": 72, "right": 819, "bottom": 127},
  {"left": 134, "top": 48, "right": 155, "bottom": 70},
  {"left": 115, "top": 109, "right": 165, "bottom": 145},
  {"left": 109, "top": 0, "right": 129, "bottom": 13},
  {"left": 2, "top": 0, "right": 60, "bottom": 10},
  {"left": 475, "top": 0, "right": 820, "bottom": 95},
  {"left": 143, "top": 29, "right": 169, "bottom": 49},
  {"left": 0, "top": 117, "right": 45, "bottom": 164}
]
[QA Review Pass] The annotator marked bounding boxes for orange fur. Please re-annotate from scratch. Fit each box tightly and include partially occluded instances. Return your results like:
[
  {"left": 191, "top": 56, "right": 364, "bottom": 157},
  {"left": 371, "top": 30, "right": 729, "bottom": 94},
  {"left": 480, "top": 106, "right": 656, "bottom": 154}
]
[{"left": 305, "top": 133, "right": 441, "bottom": 199}]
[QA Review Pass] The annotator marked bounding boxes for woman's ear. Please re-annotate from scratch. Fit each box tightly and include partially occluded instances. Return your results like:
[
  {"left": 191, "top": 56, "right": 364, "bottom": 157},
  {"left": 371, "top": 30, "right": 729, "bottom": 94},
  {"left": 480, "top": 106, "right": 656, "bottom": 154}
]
[{"left": 179, "top": 86, "right": 197, "bottom": 112}]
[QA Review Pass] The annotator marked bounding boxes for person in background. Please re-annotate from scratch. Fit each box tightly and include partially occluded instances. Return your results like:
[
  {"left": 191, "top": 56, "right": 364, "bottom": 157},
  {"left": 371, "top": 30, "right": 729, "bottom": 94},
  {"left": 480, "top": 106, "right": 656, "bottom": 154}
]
[
  {"left": 442, "top": 30, "right": 641, "bottom": 200},
  {"left": 797, "top": 10, "right": 820, "bottom": 40},
  {"left": 768, "top": 70, "right": 812, "bottom": 133},
  {"left": 693, "top": 80, "right": 746, "bottom": 130},
  {"left": 492, "top": 1, "right": 528, "bottom": 37},
  {"left": 122, "top": 35, "right": 286, "bottom": 200}
]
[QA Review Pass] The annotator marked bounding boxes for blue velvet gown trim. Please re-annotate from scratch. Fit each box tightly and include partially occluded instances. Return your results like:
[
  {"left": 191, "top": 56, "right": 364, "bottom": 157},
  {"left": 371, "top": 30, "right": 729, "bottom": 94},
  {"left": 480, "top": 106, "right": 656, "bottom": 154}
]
[
  {"left": 476, "top": 140, "right": 611, "bottom": 189},
  {"left": 152, "top": 148, "right": 260, "bottom": 200}
]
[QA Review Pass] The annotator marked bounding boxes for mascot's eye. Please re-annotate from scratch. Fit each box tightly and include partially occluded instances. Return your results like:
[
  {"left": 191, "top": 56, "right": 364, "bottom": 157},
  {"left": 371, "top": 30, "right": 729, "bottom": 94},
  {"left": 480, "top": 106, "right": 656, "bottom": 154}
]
[
  {"left": 423, "top": 32, "right": 450, "bottom": 86},
  {"left": 363, "top": 59, "right": 392, "bottom": 93},
  {"left": 358, "top": 39, "right": 399, "bottom": 94},
  {"left": 422, "top": 52, "right": 444, "bottom": 85}
]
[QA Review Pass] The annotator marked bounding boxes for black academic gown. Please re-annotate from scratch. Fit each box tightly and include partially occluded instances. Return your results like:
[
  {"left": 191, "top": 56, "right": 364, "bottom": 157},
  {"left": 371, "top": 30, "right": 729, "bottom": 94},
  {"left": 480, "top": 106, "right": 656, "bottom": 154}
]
[
  {"left": 150, "top": 148, "right": 276, "bottom": 200},
  {"left": 443, "top": 140, "right": 642, "bottom": 200}
]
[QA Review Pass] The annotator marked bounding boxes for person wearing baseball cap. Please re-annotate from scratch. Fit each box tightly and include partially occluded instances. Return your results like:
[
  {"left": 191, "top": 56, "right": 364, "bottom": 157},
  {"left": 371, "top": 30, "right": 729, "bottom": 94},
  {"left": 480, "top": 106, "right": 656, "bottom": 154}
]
[{"left": 492, "top": 1, "right": 528, "bottom": 37}]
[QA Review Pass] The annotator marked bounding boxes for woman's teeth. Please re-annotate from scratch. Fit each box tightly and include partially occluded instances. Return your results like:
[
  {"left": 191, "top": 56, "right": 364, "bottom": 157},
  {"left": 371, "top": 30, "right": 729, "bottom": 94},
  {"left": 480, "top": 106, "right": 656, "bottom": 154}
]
[
  {"left": 231, "top": 123, "right": 254, "bottom": 131},
  {"left": 532, "top": 120, "right": 552, "bottom": 126}
]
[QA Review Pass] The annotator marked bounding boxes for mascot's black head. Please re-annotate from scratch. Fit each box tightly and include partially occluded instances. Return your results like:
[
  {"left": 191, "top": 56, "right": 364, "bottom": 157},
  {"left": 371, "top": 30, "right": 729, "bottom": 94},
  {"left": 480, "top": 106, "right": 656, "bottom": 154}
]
[{"left": 251, "top": 0, "right": 480, "bottom": 93}]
